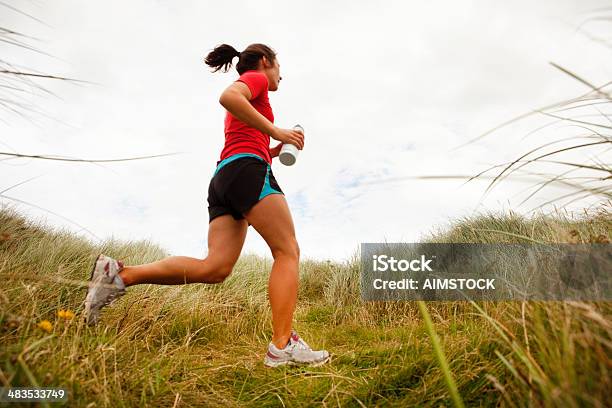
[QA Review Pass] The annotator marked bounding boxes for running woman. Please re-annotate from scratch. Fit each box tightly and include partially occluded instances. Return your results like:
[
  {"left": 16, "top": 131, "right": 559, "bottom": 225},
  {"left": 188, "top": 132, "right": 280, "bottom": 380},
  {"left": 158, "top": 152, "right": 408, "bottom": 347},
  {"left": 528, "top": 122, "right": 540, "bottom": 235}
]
[{"left": 83, "top": 43, "right": 330, "bottom": 368}]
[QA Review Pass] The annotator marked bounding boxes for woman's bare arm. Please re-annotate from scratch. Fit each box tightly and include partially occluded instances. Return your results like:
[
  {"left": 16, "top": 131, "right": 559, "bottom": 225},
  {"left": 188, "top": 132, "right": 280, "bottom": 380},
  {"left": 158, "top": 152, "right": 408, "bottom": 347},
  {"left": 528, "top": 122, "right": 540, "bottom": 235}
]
[
  {"left": 219, "top": 82, "right": 276, "bottom": 136},
  {"left": 219, "top": 82, "right": 304, "bottom": 149}
]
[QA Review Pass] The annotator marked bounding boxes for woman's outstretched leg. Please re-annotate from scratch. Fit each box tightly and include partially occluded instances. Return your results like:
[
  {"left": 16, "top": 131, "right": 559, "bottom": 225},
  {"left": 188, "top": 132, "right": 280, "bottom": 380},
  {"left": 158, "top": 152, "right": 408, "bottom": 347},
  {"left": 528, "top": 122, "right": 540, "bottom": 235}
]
[
  {"left": 118, "top": 214, "right": 248, "bottom": 286},
  {"left": 84, "top": 214, "right": 248, "bottom": 325}
]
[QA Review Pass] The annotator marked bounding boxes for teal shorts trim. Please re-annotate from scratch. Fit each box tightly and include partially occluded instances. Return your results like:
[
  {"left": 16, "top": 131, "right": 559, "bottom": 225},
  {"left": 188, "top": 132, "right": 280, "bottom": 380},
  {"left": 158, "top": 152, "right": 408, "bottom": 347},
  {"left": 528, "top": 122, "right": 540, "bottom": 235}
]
[
  {"left": 214, "top": 153, "right": 266, "bottom": 176},
  {"left": 259, "top": 163, "right": 282, "bottom": 200}
]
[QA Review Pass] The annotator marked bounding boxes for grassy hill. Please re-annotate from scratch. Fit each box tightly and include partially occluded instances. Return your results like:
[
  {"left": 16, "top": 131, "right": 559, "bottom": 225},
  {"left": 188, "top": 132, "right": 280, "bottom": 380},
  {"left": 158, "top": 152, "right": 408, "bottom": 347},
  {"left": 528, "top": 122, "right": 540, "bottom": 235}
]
[{"left": 0, "top": 203, "right": 610, "bottom": 407}]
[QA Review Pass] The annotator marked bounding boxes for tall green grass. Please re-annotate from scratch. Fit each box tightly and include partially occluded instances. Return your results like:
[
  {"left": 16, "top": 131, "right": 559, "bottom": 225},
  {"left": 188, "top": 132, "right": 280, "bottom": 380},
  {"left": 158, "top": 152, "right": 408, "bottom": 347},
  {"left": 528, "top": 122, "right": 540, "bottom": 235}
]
[{"left": 0, "top": 202, "right": 609, "bottom": 407}]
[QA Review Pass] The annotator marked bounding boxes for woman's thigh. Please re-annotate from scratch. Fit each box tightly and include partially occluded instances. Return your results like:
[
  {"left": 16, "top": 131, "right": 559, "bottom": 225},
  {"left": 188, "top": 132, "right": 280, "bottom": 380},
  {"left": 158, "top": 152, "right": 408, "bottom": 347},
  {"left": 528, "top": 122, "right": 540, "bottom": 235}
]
[
  {"left": 243, "top": 193, "right": 299, "bottom": 257},
  {"left": 207, "top": 214, "right": 249, "bottom": 268}
]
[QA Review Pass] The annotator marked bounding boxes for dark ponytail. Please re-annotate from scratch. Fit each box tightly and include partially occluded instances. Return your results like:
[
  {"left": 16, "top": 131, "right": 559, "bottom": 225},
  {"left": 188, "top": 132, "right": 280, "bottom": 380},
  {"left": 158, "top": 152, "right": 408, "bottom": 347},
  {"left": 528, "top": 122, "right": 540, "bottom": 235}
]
[{"left": 204, "top": 43, "right": 277, "bottom": 75}]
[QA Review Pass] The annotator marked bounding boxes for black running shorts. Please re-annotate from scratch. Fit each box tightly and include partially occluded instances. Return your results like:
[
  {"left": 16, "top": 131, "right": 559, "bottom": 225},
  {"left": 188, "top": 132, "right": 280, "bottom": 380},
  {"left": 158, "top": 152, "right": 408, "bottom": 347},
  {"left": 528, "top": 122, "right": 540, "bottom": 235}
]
[{"left": 207, "top": 153, "right": 284, "bottom": 223}]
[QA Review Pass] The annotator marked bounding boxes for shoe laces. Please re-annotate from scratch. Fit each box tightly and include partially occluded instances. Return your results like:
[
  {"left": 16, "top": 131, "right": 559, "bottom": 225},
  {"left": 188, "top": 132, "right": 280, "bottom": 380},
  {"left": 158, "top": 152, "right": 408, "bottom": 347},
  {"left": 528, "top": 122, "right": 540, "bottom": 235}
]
[{"left": 289, "top": 330, "right": 312, "bottom": 351}]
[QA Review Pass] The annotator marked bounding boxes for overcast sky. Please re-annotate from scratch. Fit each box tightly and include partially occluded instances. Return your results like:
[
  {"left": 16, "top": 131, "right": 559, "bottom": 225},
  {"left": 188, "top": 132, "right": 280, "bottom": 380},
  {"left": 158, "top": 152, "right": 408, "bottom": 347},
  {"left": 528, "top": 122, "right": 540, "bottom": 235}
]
[{"left": 1, "top": 0, "right": 611, "bottom": 262}]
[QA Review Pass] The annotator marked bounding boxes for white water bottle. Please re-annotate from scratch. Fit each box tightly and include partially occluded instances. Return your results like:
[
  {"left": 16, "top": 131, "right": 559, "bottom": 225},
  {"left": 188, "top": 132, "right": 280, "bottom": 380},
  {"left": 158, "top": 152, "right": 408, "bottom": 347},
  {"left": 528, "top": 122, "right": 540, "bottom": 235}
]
[{"left": 279, "top": 124, "right": 303, "bottom": 166}]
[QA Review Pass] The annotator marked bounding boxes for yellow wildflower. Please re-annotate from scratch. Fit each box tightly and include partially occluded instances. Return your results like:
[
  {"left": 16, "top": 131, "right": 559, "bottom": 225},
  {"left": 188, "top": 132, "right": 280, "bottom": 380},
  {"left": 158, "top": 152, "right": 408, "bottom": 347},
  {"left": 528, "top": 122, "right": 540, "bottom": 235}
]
[
  {"left": 57, "top": 310, "right": 75, "bottom": 320},
  {"left": 37, "top": 320, "right": 53, "bottom": 333}
]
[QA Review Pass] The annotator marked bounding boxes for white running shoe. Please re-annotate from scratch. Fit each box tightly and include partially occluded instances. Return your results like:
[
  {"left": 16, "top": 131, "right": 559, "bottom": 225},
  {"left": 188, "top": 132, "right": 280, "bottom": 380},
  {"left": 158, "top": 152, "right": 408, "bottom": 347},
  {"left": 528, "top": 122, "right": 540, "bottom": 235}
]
[
  {"left": 264, "top": 330, "right": 330, "bottom": 367},
  {"left": 84, "top": 254, "right": 126, "bottom": 325}
]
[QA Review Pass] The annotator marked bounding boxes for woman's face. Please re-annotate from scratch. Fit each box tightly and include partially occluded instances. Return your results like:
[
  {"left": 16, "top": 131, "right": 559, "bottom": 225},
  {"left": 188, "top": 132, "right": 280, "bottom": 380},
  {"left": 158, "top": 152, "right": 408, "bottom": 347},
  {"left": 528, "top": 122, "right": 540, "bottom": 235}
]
[{"left": 261, "top": 56, "right": 281, "bottom": 92}]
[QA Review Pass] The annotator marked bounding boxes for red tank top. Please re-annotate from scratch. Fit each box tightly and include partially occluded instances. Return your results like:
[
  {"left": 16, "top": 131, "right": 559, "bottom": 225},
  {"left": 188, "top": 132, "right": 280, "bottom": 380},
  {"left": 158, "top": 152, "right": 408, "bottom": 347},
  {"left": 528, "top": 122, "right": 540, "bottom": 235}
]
[{"left": 219, "top": 70, "right": 274, "bottom": 164}]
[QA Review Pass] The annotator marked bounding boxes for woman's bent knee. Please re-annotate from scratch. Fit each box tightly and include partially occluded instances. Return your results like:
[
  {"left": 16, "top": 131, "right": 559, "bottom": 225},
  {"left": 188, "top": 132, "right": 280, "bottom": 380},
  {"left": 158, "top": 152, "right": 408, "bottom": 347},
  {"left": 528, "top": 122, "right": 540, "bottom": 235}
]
[
  {"left": 209, "top": 264, "right": 233, "bottom": 283},
  {"left": 196, "top": 259, "right": 233, "bottom": 283}
]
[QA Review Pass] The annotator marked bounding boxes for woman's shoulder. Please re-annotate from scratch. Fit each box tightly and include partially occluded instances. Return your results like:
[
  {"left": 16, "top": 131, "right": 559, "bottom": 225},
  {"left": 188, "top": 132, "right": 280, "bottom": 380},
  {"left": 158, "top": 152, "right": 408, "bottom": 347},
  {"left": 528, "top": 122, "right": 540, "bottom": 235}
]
[{"left": 236, "top": 70, "right": 269, "bottom": 97}]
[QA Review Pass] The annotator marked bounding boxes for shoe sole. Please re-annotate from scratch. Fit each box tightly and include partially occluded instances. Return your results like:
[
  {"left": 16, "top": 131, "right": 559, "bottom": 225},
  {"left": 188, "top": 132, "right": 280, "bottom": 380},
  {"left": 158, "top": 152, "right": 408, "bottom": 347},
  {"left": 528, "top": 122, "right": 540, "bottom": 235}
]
[
  {"left": 85, "top": 254, "right": 102, "bottom": 301},
  {"left": 84, "top": 254, "right": 108, "bottom": 325},
  {"left": 89, "top": 254, "right": 103, "bottom": 281},
  {"left": 264, "top": 354, "right": 331, "bottom": 368}
]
